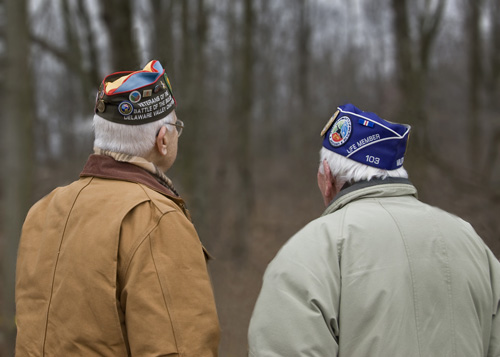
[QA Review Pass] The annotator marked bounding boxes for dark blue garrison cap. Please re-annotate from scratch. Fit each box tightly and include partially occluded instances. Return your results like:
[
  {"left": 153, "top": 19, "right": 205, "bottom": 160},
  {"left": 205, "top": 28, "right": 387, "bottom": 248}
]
[{"left": 321, "top": 104, "right": 411, "bottom": 170}]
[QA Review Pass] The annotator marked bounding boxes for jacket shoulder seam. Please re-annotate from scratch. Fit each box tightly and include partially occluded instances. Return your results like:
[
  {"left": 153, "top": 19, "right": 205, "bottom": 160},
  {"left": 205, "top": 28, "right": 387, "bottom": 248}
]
[
  {"left": 137, "top": 184, "right": 179, "bottom": 213},
  {"left": 42, "top": 176, "right": 94, "bottom": 354},
  {"left": 119, "top": 209, "right": 178, "bottom": 280}
]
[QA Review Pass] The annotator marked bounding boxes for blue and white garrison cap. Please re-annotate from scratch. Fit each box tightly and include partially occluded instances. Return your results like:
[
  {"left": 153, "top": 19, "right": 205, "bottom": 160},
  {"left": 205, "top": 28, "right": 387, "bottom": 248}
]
[{"left": 321, "top": 103, "right": 411, "bottom": 170}]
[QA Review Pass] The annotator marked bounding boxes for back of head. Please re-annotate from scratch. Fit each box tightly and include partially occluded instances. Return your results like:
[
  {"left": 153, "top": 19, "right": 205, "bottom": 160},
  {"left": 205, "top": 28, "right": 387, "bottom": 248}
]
[
  {"left": 319, "top": 103, "right": 411, "bottom": 186},
  {"left": 93, "top": 113, "right": 175, "bottom": 158},
  {"left": 93, "top": 60, "right": 177, "bottom": 157}
]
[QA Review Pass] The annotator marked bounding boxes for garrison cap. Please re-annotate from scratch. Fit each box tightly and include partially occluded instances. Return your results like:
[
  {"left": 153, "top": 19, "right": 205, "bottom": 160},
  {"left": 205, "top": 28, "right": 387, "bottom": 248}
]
[
  {"left": 95, "top": 60, "right": 176, "bottom": 125},
  {"left": 321, "top": 103, "right": 411, "bottom": 170}
]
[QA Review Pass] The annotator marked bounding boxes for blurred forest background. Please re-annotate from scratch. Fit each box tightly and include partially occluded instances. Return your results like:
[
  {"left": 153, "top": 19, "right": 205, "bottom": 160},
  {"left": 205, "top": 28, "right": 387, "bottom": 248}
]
[{"left": 1, "top": 0, "right": 500, "bottom": 355}]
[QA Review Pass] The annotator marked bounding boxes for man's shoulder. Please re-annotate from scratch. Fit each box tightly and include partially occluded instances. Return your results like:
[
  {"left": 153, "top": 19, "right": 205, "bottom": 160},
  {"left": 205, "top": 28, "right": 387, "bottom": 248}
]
[
  {"left": 135, "top": 182, "right": 184, "bottom": 215},
  {"left": 28, "top": 177, "right": 93, "bottom": 213},
  {"left": 274, "top": 213, "right": 345, "bottom": 262},
  {"left": 33, "top": 176, "right": 179, "bottom": 216},
  {"left": 86, "top": 176, "right": 182, "bottom": 214}
]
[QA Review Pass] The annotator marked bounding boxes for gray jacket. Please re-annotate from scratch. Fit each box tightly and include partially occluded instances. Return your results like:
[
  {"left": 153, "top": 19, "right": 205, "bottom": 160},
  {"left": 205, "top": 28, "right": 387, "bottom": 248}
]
[{"left": 248, "top": 178, "right": 500, "bottom": 356}]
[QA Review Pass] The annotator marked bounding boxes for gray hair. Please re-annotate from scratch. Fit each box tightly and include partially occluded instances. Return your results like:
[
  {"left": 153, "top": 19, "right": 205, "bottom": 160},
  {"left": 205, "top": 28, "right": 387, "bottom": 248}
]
[
  {"left": 93, "top": 112, "right": 176, "bottom": 157},
  {"left": 319, "top": 147, "right": 408, "bottom": 187}
]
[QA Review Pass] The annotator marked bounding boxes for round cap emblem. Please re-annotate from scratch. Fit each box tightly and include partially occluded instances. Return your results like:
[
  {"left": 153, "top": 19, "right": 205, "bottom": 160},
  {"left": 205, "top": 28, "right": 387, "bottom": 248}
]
[
  {"left": 329, "top": 116, "right": 352, "bottom": 147},
  {"left": 129, "top": 91, "right": 141, "bottom": 103},
  {"left": 118, "top": 101, "right": 134, "bottom": 116},
  {"left": 96, "top": 100, "right": 106, "bottom": 113}
]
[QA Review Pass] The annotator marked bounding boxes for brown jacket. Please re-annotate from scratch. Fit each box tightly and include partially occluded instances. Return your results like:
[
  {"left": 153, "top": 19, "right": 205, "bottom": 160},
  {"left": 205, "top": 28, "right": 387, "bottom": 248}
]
[{"left": 16, "top": 155, "right": 220, "bottom": 356}]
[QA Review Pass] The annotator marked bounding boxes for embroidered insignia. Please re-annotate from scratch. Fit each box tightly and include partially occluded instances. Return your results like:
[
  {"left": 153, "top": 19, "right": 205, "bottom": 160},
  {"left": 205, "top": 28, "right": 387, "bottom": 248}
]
[
  {"left": 129, "top": 91, "right": 141, "bottom": 103},
  {"left": 328, "top": 116, "right": 352, "bottom": 147},
  {"left": 118, "top": 101, "right": 134, "bottom": 116}
]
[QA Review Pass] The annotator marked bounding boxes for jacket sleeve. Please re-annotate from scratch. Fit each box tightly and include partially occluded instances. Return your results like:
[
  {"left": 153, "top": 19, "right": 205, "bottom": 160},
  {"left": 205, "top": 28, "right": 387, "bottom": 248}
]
[
  {"left": 248, "top": 222, "right": 341, "bottom": 357},
  {"left": 487, "top": 249, "right": 500, "bottom": 357},
  {"left": 119, "top": 206, "right": 220, "bottom": 357}
]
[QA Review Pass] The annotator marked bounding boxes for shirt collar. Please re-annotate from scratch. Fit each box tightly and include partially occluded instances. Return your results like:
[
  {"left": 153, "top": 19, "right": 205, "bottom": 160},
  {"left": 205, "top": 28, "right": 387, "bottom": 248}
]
[{"left": 93, "top": 147, "right": 180, "bottom": 196}]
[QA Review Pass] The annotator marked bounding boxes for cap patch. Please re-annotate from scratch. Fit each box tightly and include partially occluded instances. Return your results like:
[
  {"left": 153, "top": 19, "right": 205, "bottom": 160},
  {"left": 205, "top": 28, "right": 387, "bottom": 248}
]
[
  {"left": 328, "top": 116, "right": 352, "bottom": 147},
  {"left": 118, "top": 101, "right": 134, "bottom": 115},
  {"left": 129, "top": 91, "right": 141, "bottom": 103}
]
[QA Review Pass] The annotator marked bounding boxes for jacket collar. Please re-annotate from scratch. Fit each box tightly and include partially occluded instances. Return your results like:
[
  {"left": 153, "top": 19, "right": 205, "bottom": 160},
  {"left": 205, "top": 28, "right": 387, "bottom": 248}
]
[
  {"left": 80, "top": 154, "right": 191, "bottom": 218},
  {"left": 322, "top": 177, "right": 417, "bottom": 216},
  {"left": 92, "top": 147, "right": 180, "bottom": 196}
]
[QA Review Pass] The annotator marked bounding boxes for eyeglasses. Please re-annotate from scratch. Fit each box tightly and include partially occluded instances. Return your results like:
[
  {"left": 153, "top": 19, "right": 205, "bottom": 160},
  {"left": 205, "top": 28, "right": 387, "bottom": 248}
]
[{"left": 167, "top": 119, "right": 184, "bottom": 137}]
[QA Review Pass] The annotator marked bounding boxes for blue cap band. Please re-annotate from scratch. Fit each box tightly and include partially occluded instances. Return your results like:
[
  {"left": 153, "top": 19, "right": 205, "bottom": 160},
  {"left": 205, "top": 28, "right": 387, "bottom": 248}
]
[{"left": 321, "top": 103, "right": 411, "bottom": 170}]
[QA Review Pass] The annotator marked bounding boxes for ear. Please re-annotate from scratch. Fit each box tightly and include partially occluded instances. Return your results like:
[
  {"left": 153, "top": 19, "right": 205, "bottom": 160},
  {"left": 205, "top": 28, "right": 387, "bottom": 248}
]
[
  {"left": 322, "top": 160, "right": 337, "bottom": 206},
  {"left": 156, "top": 126, "right": 168, "bottom": 156},
  {"left": 322, "top": 160, "right": 333, "bottom": 197}
]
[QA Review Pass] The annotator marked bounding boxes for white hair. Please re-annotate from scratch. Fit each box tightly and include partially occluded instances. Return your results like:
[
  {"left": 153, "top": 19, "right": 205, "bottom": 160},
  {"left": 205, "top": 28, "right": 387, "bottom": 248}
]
[
  {"left": 319, "top": 147, "right": 408, "bottom": 187},
  {"left": 93, "top": 112, "right": 176, "bottom": 157}
]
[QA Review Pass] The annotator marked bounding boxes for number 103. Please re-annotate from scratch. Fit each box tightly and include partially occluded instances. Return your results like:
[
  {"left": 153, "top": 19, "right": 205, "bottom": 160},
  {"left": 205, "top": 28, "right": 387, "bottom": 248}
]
[{"left": 366, "top": 155, "right": 380, "bottom": 165}]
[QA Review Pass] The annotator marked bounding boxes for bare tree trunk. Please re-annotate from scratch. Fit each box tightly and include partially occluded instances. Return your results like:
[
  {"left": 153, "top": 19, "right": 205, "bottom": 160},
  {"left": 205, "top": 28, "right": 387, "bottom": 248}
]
[
  {"left": 293, "top": 0, "right": 311, "bottom": 161},
  {"left": 391, "top": 0, "right": 414, "bottom": 107},
  {"left": 483, "top": 0, "right": 500, "bottom": 180},
  {"left": 465, "top": 0, "right": 483, "bottom": 166},
  {"left": 180, "top": 0, "right": 192, "bottom": 84},
  {"left": 418, "top": 0, "right": 446, "bottom": 73},
  {"left": 390, "top": 0, "right": 445, "bottom": 181},
  {"left": 177, "top": 0, "right": 196, "bottom": 193},
  {"left": 297, "top": 0, "right": 310, "bottom": 107},
  {"left": 175, "top": 0, "right": 212, "bottom": 241},
  {"left": 60, "top": 0, "right": 84, "bottom": 160},
  {"left": 75, "top": 0, "right": 101, "bottom": 101},
  {"left": 416, "top": 0, "right": 445, "bottom": 149},
  {"left": 232, "top": 0, "right": 254, "bottom": 259},
  {"left": 173, "top": 0, "right": 199, "bottom": 203},
  {"left": 190, "top": 0, "right": 211, "bottom": 234},
  {"left": 1, "top": 0, "right": 35, "bottom": 354},
  {"left": 101, "top": 0, "right": 139, "bottom": 70},
  {"left": 489, "top": 0, "right": 500, "bottom": 98},
  {"left": 254, "top": 0, "right": 277, "bottom": 156},
  {"left": 391, "top": 0, "right": 425, "bottom": 181},
  {"left": 150, "top": 0, "right": 174, "bottom": 63},
  {"left": 218, "top": 0, "right": 255, "bottom": 260}
]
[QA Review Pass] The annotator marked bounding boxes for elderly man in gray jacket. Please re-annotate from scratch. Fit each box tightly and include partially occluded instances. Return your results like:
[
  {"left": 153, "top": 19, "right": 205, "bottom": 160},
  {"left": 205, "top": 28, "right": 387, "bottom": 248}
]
[{"left": 248, "top": 103, "right": 500, "bottom": 357}]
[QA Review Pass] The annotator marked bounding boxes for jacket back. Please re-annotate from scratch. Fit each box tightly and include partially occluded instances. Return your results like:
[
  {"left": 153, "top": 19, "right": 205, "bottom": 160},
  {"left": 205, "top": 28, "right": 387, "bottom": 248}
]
[
  {"left": 16, "top": 158, "right": 220, "bottom": 356},
  {"left": 248, "top": 179, "right": 500, "bottom": 356}
]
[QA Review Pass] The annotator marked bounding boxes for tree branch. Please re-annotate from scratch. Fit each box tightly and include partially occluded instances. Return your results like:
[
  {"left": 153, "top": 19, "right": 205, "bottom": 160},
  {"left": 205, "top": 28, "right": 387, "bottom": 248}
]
[
  {"left": 418, "top": 0, "right": 446, "bottom": 71},
  {"left": 30, "top": 32, "right": 70, "bottom": 64}
]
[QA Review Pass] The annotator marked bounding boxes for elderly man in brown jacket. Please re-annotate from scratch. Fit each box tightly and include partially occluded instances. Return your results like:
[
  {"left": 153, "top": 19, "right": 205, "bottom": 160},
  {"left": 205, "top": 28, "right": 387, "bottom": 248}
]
[{"left": 15, "top": 60, "right": 220, "bottom": 356}]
